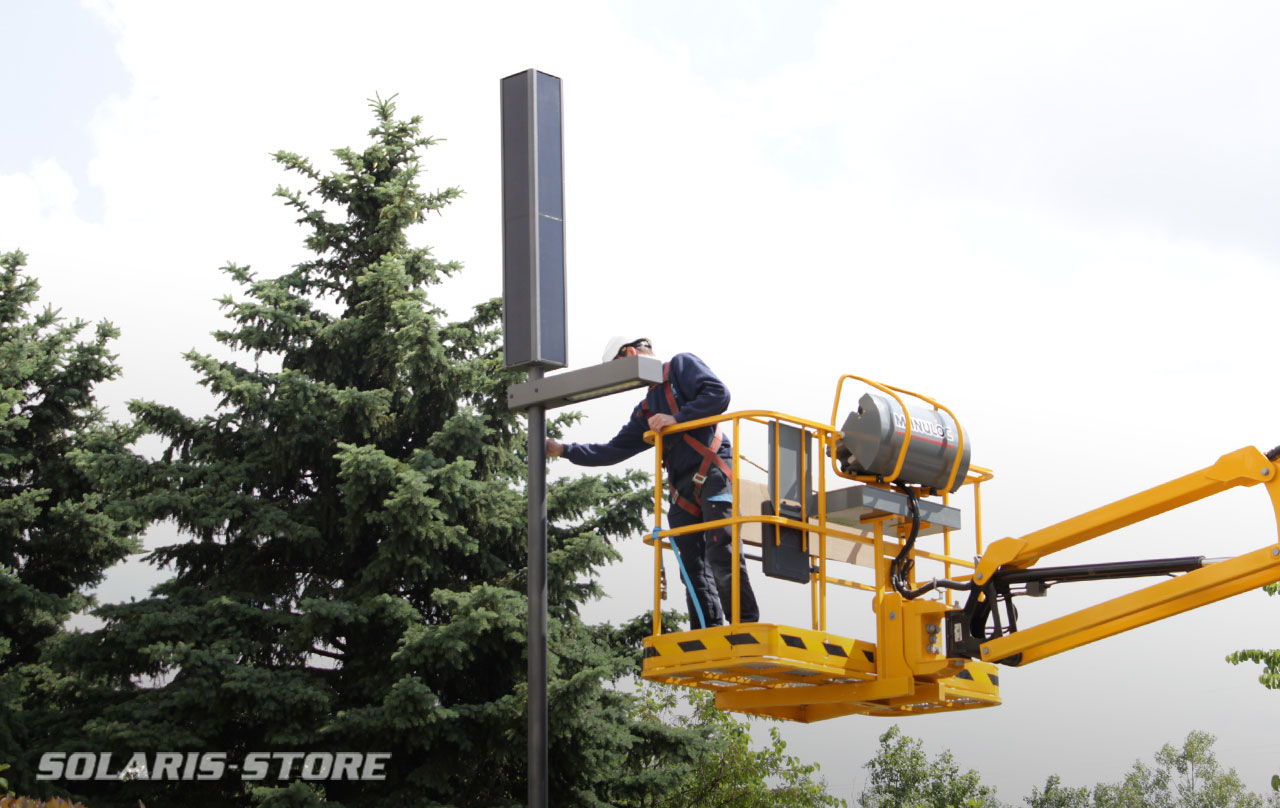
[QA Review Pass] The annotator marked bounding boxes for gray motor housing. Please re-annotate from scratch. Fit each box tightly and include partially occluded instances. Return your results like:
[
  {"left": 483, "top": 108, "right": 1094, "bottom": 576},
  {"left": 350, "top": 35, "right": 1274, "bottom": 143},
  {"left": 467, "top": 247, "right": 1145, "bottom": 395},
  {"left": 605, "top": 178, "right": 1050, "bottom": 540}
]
[{"left": 839, "top": 393, "right": 971, "bottom": 494}]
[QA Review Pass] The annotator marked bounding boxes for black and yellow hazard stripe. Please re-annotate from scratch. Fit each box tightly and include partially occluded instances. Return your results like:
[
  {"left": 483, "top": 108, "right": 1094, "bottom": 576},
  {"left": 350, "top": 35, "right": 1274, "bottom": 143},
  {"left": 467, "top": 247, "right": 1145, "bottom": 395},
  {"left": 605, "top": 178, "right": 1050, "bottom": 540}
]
[
  {"left": 641, "top": 623, "right": 1001, "bottom": 721},
  {"left": 642, "top": 623, "right": 877, "bottom": 684}
]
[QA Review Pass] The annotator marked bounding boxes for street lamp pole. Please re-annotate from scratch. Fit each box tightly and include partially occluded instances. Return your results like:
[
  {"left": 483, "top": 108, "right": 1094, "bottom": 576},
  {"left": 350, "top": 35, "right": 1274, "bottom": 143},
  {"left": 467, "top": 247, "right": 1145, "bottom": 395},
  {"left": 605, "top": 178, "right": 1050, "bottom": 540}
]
[
  {"left": 525, "top": 366, "right": 548, "bottom": 807},
  {"left": 501, "top": 70, "right": 663, "bottom": 808},
  {"left": 501, "top": 69, "right": 564, "bottom": 808}
]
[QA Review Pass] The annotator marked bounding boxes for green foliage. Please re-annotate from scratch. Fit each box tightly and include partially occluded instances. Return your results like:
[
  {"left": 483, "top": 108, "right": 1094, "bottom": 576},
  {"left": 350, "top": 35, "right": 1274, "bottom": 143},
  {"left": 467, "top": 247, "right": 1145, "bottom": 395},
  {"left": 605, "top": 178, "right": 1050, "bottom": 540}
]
[
  {"left": 0, "top": 797, "right": 88, "bottom": 808},
  {"left": 1027, "top": 731, "right": 1271, "bottom": 808},
  {"left": 1227, "top": 584, "right": 1280, "bottom": 689},
  {"left": 45, "top": 96, "right": 738, "bottom": 808},
  {"left": 861, "top": 729, "right": 1272, "bottom": 808},
  {"left": 858, "top": 725, "right": 1004, "bottom": 808},
  {"left": 0, "top": 250, "right": 146, "bottom": 794},
  {"left": 1230, "top": 585, "right": 1280, "bottom": 796},
  {"left": 1092, "top": 730, "right": 1264, "bottom": 808},
  {"left": 248, "top": 780, "right": 336, "bottom": 808},
  {"left": 1024, "top": 775, "right": 1089, "bottom": 808},
  {"left": 618, "top": 685, "right": 844, "bottom": 808}
]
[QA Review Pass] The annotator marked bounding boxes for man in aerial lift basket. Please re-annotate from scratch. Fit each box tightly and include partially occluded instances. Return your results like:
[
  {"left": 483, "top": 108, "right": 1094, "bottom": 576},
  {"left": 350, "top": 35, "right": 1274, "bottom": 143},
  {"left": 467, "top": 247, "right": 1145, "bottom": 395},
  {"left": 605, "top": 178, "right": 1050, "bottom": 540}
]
[{"left": 546, "top": 336, "right": 759, "bottom": 628}]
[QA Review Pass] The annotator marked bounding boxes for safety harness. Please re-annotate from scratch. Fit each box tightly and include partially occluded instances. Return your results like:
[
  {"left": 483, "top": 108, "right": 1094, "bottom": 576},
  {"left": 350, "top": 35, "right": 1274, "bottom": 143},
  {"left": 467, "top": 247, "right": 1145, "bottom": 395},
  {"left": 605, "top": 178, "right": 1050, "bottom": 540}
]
[{"left": 640, "top": 362, "right": 732, "bottom": 517}]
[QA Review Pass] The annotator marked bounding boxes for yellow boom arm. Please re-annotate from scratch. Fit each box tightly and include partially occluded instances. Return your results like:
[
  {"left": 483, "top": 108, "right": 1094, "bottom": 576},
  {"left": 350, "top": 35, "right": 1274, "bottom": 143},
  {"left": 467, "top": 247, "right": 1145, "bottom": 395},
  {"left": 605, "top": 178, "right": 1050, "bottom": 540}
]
[{"left": 967, "top": 446, "right": 1280, "bottom": 666}]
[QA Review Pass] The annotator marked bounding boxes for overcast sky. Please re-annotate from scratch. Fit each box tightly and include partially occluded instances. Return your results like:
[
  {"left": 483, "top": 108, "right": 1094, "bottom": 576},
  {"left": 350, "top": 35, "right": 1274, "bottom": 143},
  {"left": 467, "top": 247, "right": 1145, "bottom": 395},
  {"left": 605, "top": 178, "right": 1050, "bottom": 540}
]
[{"left": 7, "top": 0, "right": 1280, "bottom": 802}]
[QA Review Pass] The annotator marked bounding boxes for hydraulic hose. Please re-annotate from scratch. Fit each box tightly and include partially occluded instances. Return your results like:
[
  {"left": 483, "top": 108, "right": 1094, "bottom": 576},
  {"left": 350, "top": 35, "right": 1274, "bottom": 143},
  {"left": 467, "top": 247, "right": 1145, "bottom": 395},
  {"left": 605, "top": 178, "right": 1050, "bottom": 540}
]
[
  {"left": 890, "top": 486, "right": 974, "bottom": 600},
  {"left": 889, "top": 486, "right": 920, "bottom": 597}
]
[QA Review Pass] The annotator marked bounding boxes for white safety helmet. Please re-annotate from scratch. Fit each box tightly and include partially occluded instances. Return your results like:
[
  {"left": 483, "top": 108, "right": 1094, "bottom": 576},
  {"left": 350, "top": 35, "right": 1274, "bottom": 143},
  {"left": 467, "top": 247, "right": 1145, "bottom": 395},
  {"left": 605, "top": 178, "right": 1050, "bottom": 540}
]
[{"left": 602, "top": 335, "right": 649, "bottom": 363}]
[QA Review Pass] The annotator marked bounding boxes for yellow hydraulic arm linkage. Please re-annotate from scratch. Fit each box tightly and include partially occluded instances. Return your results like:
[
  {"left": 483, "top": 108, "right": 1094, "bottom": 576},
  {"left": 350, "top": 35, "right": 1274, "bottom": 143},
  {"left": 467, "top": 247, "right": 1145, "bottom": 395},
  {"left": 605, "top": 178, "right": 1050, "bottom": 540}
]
[{"left": 954, "top": 445, "right": 1280, "bottom": 667}]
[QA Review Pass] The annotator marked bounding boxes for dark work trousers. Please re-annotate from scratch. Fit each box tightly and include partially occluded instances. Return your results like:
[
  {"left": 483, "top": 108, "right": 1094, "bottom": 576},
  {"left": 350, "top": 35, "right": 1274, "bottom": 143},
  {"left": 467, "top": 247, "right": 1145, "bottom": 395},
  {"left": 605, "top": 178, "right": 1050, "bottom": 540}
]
[{"left": 667, "top": 464, "right": 760, "bottom": 628}]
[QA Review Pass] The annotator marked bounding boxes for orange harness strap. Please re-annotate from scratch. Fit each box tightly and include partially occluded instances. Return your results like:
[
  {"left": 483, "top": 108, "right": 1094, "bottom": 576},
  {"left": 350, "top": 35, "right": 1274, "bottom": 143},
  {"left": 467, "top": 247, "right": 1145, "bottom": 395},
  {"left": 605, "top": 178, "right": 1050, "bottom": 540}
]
[{"left": 643, "top": 362, "right": 731, "bottom": 517}]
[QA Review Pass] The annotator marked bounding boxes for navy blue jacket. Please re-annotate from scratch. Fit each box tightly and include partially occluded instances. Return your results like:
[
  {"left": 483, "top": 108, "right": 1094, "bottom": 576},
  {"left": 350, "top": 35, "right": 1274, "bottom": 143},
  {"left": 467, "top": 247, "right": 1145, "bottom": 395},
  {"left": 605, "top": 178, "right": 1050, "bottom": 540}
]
[{"left": 562, "top": 352, "right": 732, "bottom": 477}]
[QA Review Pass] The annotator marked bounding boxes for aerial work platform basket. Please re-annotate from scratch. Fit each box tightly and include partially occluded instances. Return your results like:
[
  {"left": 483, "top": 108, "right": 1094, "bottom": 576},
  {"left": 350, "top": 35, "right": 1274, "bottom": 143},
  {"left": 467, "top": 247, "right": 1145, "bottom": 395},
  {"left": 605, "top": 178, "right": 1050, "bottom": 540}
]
[
  {"left": 640, "top": 376, "right": 1001, "bottom": 720},
  {"left": 638, "top": 375, "right": 1280, "bottom": 722}
]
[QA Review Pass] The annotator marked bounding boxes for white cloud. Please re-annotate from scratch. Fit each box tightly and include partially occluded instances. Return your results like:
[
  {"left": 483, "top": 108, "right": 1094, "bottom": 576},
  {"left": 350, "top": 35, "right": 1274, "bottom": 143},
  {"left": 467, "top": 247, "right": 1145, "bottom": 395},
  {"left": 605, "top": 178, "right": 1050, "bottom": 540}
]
[{"left": 0, "top": 158, "right": 79, "bottom": 229}]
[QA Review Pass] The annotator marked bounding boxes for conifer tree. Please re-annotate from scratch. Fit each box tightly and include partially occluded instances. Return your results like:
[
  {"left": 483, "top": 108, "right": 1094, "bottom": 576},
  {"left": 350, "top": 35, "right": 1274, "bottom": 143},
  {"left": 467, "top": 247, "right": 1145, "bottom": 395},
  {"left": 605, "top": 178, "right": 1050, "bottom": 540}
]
[
  {"left": 0, "top": 250, "right": 145, "bottom": 790},
  {"left": 57, "top": 98, "right": 707, "bottom": 808}
]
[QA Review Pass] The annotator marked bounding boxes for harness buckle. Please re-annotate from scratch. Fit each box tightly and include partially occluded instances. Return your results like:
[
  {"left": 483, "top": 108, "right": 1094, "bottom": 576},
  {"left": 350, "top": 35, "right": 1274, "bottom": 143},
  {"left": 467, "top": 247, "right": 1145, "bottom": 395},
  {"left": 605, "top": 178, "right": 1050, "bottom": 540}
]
[{"left": 692, "top": 472, "right": 708, "bottom": 486}]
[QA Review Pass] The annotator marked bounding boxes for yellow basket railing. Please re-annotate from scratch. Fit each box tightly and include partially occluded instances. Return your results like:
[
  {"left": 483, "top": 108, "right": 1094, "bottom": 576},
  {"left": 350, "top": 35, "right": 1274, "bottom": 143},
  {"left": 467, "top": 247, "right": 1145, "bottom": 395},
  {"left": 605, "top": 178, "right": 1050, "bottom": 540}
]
[{"left": 642, "top": 406, "right": 992, "bottom": 638}]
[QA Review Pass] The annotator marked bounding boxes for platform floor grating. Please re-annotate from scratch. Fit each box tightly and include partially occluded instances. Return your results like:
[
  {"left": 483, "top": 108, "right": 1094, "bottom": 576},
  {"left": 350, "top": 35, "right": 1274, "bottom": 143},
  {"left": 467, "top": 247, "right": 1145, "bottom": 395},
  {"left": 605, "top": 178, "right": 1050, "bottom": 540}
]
[{"left": 641, "top": 623, "right": 1001, "bottom": 722}]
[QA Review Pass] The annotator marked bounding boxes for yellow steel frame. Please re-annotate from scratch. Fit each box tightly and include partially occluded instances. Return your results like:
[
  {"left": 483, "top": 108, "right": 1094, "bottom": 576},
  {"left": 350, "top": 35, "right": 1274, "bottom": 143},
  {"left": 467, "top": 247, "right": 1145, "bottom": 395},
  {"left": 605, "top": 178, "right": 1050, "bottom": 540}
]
[
  {"left": 975, "top": 446, "right": 1280, "bottom": 666},
  {"left": 642, "top": 622, "right": 1000, "bottom": 722},
  {"left": 640, "top": 379, "right": 996, "bottom": 721},
  {"left": 636, "top": 375, "right": 1280, "bottom": 721}
]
